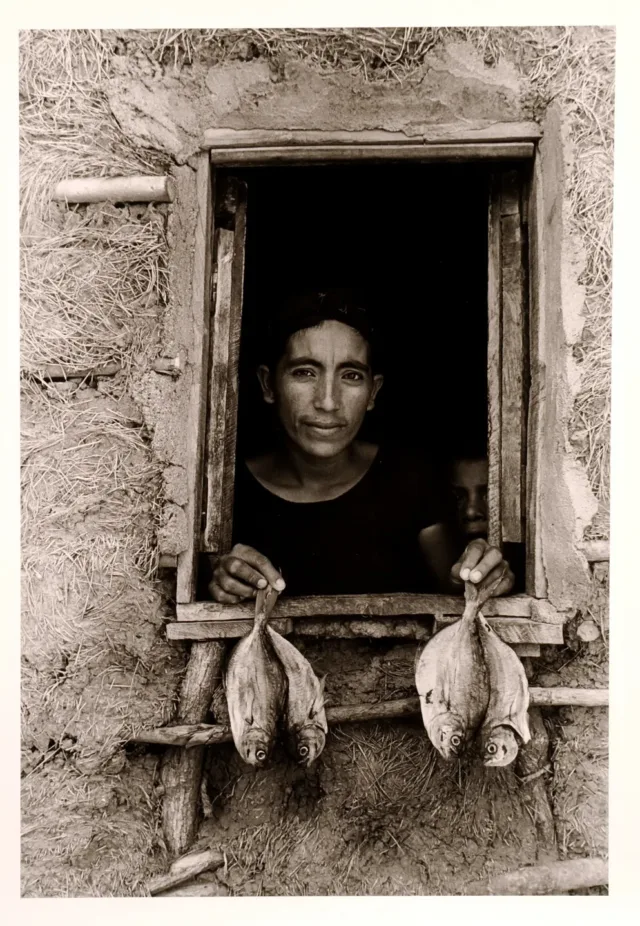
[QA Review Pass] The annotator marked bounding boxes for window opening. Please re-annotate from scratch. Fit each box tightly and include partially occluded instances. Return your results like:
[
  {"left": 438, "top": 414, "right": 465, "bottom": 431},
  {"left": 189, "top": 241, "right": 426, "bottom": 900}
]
[{"left": 197, "top": 160, "right": 531, "bottom": 602}]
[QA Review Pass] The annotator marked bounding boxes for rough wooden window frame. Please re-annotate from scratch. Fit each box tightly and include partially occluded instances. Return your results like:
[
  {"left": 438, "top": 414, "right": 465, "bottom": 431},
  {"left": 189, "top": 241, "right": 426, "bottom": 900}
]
[{"left": 173, "top": 126, "right": 560, "bottom": 643}]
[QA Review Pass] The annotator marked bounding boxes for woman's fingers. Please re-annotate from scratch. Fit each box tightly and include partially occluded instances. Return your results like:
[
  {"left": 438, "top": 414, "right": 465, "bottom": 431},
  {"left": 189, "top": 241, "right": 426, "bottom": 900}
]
[
  {"left": 451, "top": 540, "right": 514, "bottom": 598},
  {"left": 464, "top": 545, "right": 504, "bottom": 584},
  {"left": 232, "top": 544, "right": 285, "bottom": 591},
  {"left": 225, "top": 556, "right": 268, "bottom": 590},
  {"left": 456, "top": 538, "right": 488, "bottom": 581},
  {"left": 210, "top": 584, "right": 249, "bottom": 604},
  {"left": 208, "top": 544, "right": 285, "bottom": 603}
]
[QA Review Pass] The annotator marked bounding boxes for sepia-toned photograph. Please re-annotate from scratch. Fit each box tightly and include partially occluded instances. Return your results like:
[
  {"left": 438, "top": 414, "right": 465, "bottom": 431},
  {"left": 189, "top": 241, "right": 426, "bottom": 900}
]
[{"left": 19, "top": 24, "right": 612, "bottom": 897}]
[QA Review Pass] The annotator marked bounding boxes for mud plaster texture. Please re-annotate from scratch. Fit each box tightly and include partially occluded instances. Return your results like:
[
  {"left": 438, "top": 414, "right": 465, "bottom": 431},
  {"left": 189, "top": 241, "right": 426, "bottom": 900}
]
[
  {"left": 20, "top": 198, "right": 187, "bottom": 895},
  {"left": 533, "top": 104, "right": 599, "bottom": 612},
  {"left": 107, "top": 41, "right": 526, "bottom": 163}
]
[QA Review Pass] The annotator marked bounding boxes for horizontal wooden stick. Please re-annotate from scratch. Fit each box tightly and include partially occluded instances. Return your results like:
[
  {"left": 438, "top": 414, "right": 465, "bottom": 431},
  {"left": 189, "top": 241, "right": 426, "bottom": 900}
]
[
  {"left": 528, "top": 687, "right": 608, "bottom": 707},
  {"left": 464, "top": 857, "right": 608, "bottom": 895},
  {"left": 202, "top": 122, "right": 542, "bottom": 149},
  {"left": 147, "top": 847, "right": 223, "bottom": 895},
  {"left": 209, "top": 142, "right": 535, "bottom": 166},
  {"left": 177, "top": 593, "right": 534, "bottom": 621},
  {"left": 131, "top": 687, "right": 609, "bottom": 748},
  {"left": 579, "top": 540, "right": 610, "bottom": 563},
  {"left": 26, "top": 362, "right": 121, "bottom": 381},
  {"left": 53, "top": 175, "right": 175, "bottom": 204}
]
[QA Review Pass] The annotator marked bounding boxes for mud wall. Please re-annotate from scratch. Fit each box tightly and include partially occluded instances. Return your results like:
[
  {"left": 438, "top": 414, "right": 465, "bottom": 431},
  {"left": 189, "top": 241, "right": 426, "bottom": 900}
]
[{"left": 112, "top": 35, "right": 603, "bottom": 612}]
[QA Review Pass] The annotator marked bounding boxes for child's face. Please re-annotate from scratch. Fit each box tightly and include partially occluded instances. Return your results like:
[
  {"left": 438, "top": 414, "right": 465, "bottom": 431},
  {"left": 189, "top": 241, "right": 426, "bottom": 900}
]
[{"left": 451, "top": 459, "right": 488, "bottom": 538}]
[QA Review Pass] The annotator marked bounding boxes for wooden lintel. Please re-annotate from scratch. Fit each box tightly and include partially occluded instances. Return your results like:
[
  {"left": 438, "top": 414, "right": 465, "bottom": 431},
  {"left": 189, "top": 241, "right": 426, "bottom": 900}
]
[
  {"left": 209, "top": 142, "right": 535, "bottom": 166},
  {"left": 176, "top": 593, "right": 534, "bottom": 622},
  {"left": 202, "top": 123, "right": 542, "bottom": 149}
]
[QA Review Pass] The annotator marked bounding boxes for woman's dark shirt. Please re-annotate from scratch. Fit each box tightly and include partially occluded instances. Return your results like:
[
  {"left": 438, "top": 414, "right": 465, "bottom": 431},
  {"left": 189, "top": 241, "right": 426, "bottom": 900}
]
[{"left": 229, "top": 446, "right": 450, "bottom": 596}]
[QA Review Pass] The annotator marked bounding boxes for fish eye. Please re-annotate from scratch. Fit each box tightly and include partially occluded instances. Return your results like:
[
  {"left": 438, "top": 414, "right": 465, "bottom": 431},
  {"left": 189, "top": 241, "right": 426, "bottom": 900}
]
[
  {"left": 299, "top": 745, "right": 309, "bottom": 757},
  {"left": 450, "top": 734, "right": 462, "bottom": 748},
  {"left": 256, "top": 749, "right": 266, "bottom": 761},
  {"left": 487, "top": 743, "right": 498, "bottom": 755}
]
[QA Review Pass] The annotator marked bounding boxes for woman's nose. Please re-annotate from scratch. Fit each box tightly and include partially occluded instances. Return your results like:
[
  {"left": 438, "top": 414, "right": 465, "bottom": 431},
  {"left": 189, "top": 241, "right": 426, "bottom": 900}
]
[{"left": 314, "top": 376, "right": 339, "bottom": 411}]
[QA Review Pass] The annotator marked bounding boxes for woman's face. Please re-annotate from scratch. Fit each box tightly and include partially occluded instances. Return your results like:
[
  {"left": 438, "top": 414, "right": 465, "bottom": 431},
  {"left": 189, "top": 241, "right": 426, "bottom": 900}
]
[{"left": 258, "top": 320, "right": 383, "bottom": 459}]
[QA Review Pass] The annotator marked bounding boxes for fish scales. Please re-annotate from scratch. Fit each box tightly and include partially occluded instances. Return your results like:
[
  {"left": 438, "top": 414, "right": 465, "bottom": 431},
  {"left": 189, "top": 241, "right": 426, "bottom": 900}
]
[
  {"left": 225, "top": 587, "right": 287, "bottom": 768},
  {"left": 415, "top": 608, "right": 489, "bottom": 760},
  {"left": 414, "top": 574, "right": 506, "bottom": 760},
  {"left": 477, "top": 611, "right": 531, "bottom": 767},
  {"left": 267, "top": 627, "right": 327, "bottom": 767}
]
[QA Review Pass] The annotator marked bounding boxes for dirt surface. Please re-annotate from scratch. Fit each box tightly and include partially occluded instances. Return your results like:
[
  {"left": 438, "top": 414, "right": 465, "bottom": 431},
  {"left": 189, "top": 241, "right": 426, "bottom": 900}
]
[{"left": 199, "top": 639, "right": 542, "bottom": 896}]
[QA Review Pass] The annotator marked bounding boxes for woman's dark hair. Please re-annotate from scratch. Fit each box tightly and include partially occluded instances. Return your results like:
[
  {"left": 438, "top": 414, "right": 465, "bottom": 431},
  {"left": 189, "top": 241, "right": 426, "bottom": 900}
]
[{"left": 262, "top": 287, "right": 382, "bottom": 372}]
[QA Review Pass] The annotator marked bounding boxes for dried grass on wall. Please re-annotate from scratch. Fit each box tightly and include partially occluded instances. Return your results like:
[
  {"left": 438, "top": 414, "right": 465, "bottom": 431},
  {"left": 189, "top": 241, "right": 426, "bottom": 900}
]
[{"left": 20, "top": 30, "right": 182, "bottom": 896}]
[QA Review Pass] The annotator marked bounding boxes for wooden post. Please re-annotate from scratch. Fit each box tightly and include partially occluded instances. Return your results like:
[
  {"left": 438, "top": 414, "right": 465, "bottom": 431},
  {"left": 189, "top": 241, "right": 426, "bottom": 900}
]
[
  {"left": 526, "top": 156, "right": 548, "bottom": 596},
  {"left": 160, "top": 643, "right": 226, "bottom": 856},
  {"left": 516, "top": 708, "right": 557, "bottom": 859},
  {"left": 499, "top": 169, "right": 526, "bottom": 543},
  {"left": 164, "top": 170, "right": 249, "bottom": 858},
  {"left": 203, "top": 178, "right": 248, "bottom": 553},
  {"left": 176, "top": 156, "right": 215, "bottom": 603},
  {"left": 487, "top": 177, "right": 502, "bottom": 548}
]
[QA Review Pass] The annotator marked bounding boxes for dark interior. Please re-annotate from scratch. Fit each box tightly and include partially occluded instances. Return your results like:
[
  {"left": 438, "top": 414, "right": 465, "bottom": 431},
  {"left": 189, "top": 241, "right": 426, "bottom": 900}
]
[{"left": 232, "top": 162, "right": 491, "bottom": 464}]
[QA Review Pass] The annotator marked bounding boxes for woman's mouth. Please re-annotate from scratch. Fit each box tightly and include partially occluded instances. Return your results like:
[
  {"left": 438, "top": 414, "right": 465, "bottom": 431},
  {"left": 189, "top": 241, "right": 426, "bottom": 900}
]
[{"left": 303, "top": 421, "right": 345, "bottom": 433}]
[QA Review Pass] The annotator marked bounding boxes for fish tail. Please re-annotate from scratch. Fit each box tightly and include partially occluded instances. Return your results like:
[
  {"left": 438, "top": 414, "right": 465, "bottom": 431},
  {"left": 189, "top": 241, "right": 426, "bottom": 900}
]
[{"left": 254, "top": 585, "right": 279, "bottom": 632}]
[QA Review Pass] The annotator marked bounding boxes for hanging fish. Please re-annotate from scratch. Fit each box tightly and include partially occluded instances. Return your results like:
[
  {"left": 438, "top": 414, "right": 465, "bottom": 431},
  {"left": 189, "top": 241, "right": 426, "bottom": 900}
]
[
  {"left": 477, "top": 612, "right": 531, "bottom": 768},
  {"left": 225, "top": 585, "right": 287, "bottom": 768},
  {"left": 414, "top": 574, "right": 504, "bottom": 760},
  {"left": 267, "top": 627, "right": 328, "bottom": 767}
]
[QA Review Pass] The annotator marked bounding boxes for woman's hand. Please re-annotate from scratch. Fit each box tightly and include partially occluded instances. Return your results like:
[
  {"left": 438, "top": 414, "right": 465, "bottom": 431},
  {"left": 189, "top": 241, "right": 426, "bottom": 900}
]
[
  {"left": 210, "top": 543, "right": 285, "bottom": 603},
  {"left": 450, "top": 538, "right": 514, "bottom": 597}
]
